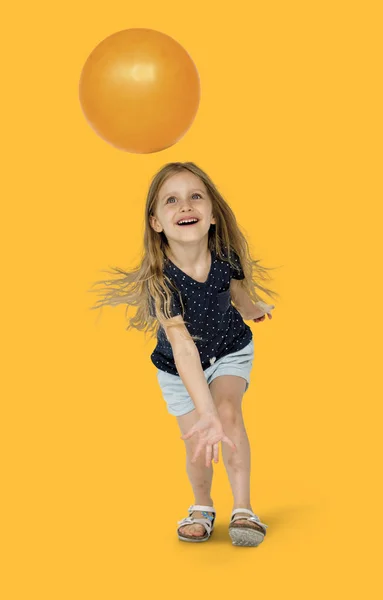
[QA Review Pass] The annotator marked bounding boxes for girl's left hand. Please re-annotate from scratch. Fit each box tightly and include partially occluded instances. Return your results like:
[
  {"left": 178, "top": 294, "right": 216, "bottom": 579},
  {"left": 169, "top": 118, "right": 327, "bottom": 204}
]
[{"left": 252, "top": 301, "right": 275, "bottom": 323}]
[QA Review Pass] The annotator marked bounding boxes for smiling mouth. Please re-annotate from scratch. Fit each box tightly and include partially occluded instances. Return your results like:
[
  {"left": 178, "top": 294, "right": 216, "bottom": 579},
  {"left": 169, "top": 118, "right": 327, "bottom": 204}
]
[{"left": 176, "top": 218, "right": 200, "bottom": 226}]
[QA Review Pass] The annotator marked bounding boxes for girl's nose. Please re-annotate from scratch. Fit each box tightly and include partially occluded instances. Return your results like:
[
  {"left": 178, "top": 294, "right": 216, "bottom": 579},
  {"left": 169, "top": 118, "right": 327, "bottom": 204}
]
[{"left": 179, "top": 202, "right": 193, "bottom": 210}]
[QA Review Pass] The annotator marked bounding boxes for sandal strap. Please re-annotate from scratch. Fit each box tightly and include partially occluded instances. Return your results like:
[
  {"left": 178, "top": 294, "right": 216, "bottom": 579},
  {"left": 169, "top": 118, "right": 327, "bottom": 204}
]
[
  {"left": 188, "top": 504, "right": 216, "bottom": 514},
  {"left": 231, "top": 508, "right": 254, "bottom": 517},
  {"left": 230, "top": 508, "right": 268, "bottom": 529}
]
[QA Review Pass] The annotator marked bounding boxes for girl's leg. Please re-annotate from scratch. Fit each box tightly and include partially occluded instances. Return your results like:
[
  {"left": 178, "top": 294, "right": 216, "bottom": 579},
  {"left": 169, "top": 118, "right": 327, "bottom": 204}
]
[
  {"left": 209, "top": 375, "right": 264, "bottom": 531},
  {"left": 176, "top": 409, "right": 215, "bottom": 538}
]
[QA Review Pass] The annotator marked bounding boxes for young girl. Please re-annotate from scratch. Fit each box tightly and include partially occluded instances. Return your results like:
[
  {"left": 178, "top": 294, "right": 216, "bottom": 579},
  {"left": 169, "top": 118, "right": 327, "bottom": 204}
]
[{"left": 90, "top": 162, "right": 278, "bottom": 547}]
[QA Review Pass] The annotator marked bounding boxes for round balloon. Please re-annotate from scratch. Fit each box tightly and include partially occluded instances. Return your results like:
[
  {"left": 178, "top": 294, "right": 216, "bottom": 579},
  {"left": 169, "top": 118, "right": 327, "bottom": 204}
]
[{"left": 79, "top": 28, "right": 200, "bottom": 153}]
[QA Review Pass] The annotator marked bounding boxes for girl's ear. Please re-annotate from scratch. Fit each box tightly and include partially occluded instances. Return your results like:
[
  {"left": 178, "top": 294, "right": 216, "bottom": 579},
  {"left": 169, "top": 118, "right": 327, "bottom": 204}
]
[{"left": 150, "top": 215, "right": 163, "bottom": 232}]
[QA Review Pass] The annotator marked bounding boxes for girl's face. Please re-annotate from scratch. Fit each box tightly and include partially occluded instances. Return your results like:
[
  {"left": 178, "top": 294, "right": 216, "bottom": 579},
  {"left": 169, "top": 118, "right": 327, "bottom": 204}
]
[{"left": 150, "top": 171, "right": 216, "bottom": 243}]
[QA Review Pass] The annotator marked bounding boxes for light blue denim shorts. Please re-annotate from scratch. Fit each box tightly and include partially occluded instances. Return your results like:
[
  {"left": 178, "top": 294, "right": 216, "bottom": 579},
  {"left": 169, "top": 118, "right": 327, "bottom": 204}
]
[{"left": 156, "top": 338, "right": 254, "bottom": 417}]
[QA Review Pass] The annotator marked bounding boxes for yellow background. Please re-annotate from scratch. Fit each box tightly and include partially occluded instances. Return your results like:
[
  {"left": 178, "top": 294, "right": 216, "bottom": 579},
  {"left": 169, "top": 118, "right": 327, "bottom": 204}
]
[{"left": 2, "top": 1, "right": 382, "bottom": 598}]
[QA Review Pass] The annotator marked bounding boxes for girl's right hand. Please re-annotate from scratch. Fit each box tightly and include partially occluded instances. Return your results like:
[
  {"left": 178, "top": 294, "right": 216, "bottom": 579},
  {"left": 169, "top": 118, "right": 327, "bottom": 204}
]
[{"left": 180, "top": 411, "right": 237, "bottom": 467}]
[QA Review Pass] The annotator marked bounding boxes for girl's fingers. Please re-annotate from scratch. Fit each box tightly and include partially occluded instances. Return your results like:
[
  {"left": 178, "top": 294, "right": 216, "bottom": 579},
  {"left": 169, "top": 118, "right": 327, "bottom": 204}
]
[
  {"left": 213, "top": 443, "right": 219, "bottom": 463},
  {"left": 181, "top": 429, "right": 194, "bottom": 440},
  {"left": 206, "top": 444, "right": 212, "bottom": 467},
  {"left": 191, "top": 446, "right": 201, "bottom": 463},
  {"left": 254, "top": 311, "right": 276, "bottom": 321},
  {"left": 189, "top": 434, "right": 231, "bottom": 464},
  {"left": 254, "top": 315, "right": 265, "bottom": 322},
  {"left": 223, "top": 436, "right": 237, "bottom": 451}
]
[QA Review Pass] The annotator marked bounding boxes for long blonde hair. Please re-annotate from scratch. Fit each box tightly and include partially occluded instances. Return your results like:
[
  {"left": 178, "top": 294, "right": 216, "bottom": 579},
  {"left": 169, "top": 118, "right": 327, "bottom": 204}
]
[{"left": 88, "top": 162, "right": 280, "bottom": 340}]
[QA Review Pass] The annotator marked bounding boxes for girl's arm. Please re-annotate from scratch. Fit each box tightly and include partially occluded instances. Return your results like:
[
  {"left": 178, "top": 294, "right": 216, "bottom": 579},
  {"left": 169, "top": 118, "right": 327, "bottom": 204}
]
[
  {"left": 230, "top": 279, "right": 275, "bottom": 320},
  {"left": 164, "top": 317, "right": 236, "bottom": 466},
  {"left": 163, "top": 316, "right": 218, "bottom": 416}
]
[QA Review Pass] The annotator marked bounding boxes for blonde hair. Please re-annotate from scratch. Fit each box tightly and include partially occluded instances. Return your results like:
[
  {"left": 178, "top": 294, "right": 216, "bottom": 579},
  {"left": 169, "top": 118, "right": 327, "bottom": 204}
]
[{"left": 88, "top": 161, "right": 280, "bottom": 340}]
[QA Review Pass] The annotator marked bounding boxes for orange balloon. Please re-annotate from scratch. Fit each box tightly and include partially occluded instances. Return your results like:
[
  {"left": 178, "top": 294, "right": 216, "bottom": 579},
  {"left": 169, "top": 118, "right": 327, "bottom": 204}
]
[{"left": 79, "top": 28, "right": 200, "bottom": 153}]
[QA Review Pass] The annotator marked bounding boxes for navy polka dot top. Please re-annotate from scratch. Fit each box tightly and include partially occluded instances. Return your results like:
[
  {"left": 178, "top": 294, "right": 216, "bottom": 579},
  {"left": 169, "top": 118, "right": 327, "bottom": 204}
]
[{"left": 149, "top": 247, "right": 253, "bottom": 376}]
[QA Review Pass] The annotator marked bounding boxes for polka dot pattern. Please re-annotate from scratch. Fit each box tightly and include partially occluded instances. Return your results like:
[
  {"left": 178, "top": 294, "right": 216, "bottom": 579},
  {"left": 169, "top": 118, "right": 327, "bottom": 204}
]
[{"left": 150, "top": 247, "right": 253, "bottom": 376}]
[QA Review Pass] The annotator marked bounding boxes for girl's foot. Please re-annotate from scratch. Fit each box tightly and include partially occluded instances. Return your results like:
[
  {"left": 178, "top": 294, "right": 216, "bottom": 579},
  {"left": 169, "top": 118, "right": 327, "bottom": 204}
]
[
  {"left": 231, "top": 511, "right": 265, "bottom": 533},
  {"left": 229, "top": 508, "right": 268, "bottom": 547},
  {"left": 178, "top": 509, "right": 215, "bottom": 538}
]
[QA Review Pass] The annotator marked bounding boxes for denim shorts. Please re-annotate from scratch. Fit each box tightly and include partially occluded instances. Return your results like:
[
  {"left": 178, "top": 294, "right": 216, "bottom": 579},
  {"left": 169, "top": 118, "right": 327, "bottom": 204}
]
[{"left": 156, "top": 338, "right": 254, "bottom": 417}]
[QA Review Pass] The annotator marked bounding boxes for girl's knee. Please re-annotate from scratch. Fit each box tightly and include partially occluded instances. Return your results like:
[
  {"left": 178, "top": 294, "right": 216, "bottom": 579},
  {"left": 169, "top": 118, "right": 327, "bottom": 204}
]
[{"left": 216, "top": 399, "right": 243, "bottom": 428}]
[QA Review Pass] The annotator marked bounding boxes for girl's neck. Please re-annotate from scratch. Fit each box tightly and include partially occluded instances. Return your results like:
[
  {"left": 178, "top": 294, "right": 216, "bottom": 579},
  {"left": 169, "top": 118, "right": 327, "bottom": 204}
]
[{"left": 165, "top": 242, "right": 210, "bottom": 271}]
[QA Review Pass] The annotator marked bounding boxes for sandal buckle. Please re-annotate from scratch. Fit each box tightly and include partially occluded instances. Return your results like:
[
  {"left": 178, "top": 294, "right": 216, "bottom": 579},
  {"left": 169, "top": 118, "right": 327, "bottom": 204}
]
[{"left": 201, "top": 511, "right": 214, "bottom": 521}]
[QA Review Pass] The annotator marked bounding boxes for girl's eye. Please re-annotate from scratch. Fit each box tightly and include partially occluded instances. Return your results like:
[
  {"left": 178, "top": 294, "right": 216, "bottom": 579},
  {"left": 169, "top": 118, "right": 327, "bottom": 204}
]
[{"left": 166, "top": 193, "right": 201, "bottom": 204}]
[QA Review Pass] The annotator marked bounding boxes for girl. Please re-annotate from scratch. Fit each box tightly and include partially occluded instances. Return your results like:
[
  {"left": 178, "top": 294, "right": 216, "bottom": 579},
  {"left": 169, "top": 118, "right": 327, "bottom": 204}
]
[{"left": 90, "top": 162, "right": 279, "bottom": 547}]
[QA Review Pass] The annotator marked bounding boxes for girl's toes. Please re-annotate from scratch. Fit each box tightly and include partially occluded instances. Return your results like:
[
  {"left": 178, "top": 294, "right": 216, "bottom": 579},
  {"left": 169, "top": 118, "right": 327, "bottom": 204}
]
[
  {"left": 180, "top": 524, "right": 204, "bottom": 537},
  {"left": 192, "top": 525, "right": 205, "bottom": 537}
]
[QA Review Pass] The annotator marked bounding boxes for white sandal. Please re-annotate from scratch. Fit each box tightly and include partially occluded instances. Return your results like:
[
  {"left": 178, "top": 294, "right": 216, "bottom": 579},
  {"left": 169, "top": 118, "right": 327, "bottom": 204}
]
[
  {"left": 177, "top": 504, "right": 216, "bottom": 543},
  {"left": 229, "top": 508, "right": 268, "bottom": 547}
]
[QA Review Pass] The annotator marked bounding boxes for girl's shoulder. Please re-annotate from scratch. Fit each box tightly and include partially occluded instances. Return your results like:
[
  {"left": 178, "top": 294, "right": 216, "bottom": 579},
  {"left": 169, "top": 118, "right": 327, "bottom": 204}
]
[
  {"left": 221, "top": 246, "right": 244, "bottom": 280},
  {"left": 217, "top": 245, "right": 242, "bottom": 269}
]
